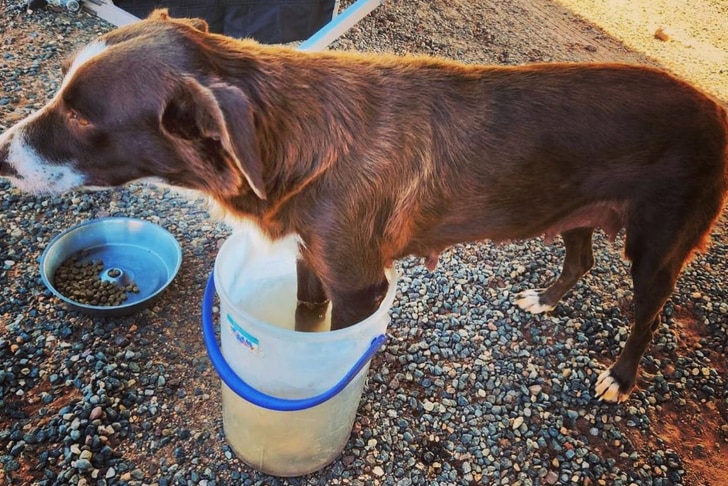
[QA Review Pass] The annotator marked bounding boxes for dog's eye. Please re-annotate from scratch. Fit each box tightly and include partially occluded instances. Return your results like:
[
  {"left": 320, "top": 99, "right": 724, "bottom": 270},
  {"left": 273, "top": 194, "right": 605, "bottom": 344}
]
[{"left": 69, "top": 111, "right": 90, "bottom": 127}]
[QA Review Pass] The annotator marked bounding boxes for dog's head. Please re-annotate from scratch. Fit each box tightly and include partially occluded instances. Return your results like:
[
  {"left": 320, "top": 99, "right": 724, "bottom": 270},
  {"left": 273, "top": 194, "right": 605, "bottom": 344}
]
[{"left": 0, "top": 10, "right": 266, "bottom": 200}]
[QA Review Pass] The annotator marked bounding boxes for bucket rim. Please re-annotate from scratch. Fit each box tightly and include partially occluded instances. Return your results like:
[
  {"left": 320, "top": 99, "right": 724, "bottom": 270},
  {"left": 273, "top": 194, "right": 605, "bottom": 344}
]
[{"left": 213, "top": 231, "right": 398, "bottom": 340}]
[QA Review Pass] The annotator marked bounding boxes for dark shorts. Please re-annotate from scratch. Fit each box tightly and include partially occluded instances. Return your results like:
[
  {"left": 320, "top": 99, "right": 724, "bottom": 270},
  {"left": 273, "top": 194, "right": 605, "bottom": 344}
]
[{"left": 115, "top": 0, "right": 336, "bottom": 43}]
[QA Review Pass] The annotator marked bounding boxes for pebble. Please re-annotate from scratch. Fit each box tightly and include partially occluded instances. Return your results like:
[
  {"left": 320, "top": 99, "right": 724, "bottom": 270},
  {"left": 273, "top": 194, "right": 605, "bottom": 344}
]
[
  {"left": 545, "top": 470, "right": 560, "bottom": 484},
  {"left": 89, "top": 406, "right": 103, "bottom": 420},
  {"left": 512, "top": 416, "right": 525, "bottom": 430}
]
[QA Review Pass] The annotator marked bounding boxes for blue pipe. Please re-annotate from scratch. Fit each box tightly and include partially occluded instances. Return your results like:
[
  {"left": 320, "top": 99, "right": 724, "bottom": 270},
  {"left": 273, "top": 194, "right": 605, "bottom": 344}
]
[{"left": 201, "top": 271, "right": 387, "bottom": 412}]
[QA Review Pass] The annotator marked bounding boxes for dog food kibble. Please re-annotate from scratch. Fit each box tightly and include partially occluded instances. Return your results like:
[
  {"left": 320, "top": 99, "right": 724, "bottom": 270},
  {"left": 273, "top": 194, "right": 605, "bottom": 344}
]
[{"left": 53, "top": 255, "right": 139, "bottom": 306}]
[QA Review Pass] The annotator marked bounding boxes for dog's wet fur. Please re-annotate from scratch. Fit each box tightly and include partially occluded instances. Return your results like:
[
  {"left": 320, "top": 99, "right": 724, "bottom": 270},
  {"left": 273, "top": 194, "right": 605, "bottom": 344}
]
[{"left": 1, "top": 10, "right": 727, "bottom": 403}]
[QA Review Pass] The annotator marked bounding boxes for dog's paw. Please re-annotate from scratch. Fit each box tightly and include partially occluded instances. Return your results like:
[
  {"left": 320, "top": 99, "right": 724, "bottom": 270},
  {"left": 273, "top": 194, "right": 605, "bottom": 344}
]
[
  {"left": 595, "top": 368, "right": 630, "bottom": 403},
  {"left": 514, "top": 289, "right": 555, "bottom": 314}
]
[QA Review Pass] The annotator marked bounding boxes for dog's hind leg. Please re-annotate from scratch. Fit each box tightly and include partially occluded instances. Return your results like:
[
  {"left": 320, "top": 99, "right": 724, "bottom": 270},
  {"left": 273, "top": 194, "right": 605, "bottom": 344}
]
[
  {"left": 594, "top": 239, "right": 686, "bottom": 403},
  {"left": 515, "top": 227, "right": 595, "bottom": 314},
  {"left": 595, "top": 198, "right": 723, "bottom": 403}
]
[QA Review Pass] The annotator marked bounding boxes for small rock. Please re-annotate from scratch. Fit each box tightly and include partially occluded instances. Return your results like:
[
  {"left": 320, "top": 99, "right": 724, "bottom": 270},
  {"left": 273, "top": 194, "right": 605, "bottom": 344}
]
[
  {"left": 512, "top": 416, "right": 524, "bottom": 430},
  {"left": 654, "top": 27, "right": 670, "bottom": 42},
  {"left": 545, "top": 470, "right": 559, "bottom": 484},
  {"left": 89, "top": 406, "right": 103, "bottom": 420},
  {"left": 9, "top": 441, "right": 25, "bottom": 457},
  {"left": 113, "top": 335, "right": 129, "bottom": 347}
]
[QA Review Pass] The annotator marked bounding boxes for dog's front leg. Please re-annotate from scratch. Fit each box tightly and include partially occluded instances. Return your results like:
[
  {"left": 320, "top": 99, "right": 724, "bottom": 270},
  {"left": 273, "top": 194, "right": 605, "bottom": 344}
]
[
  {"left": 329, "top": 279, "right": 389, "bottom": 331},
  {"left": 295, "top": 258, "right": 330, "bottom": 332},
  {"left": 294, "top": 257, "right": 387, "bottom": 331}
]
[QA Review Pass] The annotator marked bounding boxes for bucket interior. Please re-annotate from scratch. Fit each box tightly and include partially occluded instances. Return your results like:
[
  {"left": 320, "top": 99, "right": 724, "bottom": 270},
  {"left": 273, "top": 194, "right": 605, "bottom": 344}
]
[{"left": 213, "top": 229, "right": 397, "bottom": 397}]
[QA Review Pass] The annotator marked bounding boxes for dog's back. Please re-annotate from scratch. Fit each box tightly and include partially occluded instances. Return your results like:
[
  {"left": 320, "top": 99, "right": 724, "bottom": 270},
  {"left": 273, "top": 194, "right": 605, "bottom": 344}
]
[{"left": 339, "top": 62, "right": 728, "bottom": 257}]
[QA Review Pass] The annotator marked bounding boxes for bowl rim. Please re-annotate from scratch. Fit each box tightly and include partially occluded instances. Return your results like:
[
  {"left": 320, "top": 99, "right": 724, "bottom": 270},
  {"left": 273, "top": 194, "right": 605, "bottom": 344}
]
[{"left": 39, "top": 216, "right": 182, "bottom": 315}]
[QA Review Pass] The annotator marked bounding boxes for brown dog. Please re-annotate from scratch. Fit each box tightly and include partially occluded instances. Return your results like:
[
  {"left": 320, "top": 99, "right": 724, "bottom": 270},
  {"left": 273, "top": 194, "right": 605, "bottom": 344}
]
[{"left": 1, "top": 11, "right": 726, "bottom": 403}]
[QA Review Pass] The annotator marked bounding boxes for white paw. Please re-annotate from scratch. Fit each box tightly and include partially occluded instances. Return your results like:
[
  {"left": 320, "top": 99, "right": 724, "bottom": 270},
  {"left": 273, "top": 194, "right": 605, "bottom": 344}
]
[
  {"left": 514, "top": 289, "right": 554, "bottom": 314},
  {"left": 595, "top": 368, "right": 630, "bottom": 403}
]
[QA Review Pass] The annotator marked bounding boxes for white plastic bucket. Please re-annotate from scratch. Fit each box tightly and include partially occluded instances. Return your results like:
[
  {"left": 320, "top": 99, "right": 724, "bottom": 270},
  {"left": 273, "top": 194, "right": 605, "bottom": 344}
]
[{"left": 202, "top": 231, "right": 397, "bottom": 477}]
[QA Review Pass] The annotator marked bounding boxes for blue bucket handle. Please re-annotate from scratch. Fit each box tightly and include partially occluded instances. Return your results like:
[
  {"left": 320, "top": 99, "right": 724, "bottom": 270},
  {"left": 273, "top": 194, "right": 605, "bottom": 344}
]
[{"left": 202, "top": 271, "right": 387, "bottom": 412}]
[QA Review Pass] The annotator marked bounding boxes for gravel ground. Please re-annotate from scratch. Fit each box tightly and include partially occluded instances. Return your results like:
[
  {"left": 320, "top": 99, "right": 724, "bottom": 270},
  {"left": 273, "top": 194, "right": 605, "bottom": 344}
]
[{"left": 1, "top": 1, "right": 727, "bottom": 485}]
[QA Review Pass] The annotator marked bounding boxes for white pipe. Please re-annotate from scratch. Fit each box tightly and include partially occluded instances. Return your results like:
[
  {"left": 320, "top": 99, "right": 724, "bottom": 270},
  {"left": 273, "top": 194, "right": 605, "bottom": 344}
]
[
  {"left": 299, "top": 0, "right": 383, "bottom": 52},
  {"left": 83, "top": 0, "right": 140, "bottom": 27}
]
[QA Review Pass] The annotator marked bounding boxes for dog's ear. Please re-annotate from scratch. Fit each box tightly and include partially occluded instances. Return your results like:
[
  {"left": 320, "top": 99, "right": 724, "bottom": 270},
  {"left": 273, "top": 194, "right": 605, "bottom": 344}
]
[
  {"left": 161, "top": 77, "right": 266, "bottom": 199},
  {"left": 148, "top": 8, "right": 209, "bottom": 33}
]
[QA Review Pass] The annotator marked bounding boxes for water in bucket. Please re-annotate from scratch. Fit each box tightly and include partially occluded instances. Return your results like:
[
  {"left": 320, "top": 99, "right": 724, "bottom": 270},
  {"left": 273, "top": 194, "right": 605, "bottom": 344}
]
[{"left": 203, "top": 230, "right": 397, "bottom": 477}]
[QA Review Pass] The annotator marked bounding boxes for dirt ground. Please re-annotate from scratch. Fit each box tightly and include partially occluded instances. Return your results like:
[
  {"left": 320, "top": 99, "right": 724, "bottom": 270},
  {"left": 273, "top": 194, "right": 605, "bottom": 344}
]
[{"left": 556, "top": 0, "right": 727, "bottom": 102}]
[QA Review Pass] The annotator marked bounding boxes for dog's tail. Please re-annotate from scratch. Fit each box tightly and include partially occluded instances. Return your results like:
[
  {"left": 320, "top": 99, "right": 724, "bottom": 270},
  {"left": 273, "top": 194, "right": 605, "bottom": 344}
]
[
  {"left": 719, "top": 103, "right": 728, "bottom": 223},
  {"left": 722, "top": 103, "right": 728, "bottom": 186},
  {"left": 685, "top": 101, "right": 728, "bottom": 258},
  {"left": 724, "top": 104, "right": 728, "bottom": 176}
]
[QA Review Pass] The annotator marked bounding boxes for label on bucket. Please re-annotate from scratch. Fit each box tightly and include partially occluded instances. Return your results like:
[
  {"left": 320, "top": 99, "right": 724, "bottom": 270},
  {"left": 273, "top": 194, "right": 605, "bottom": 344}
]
[{"left": 227, "top": 314, "right": 261, "bottom": 356}]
